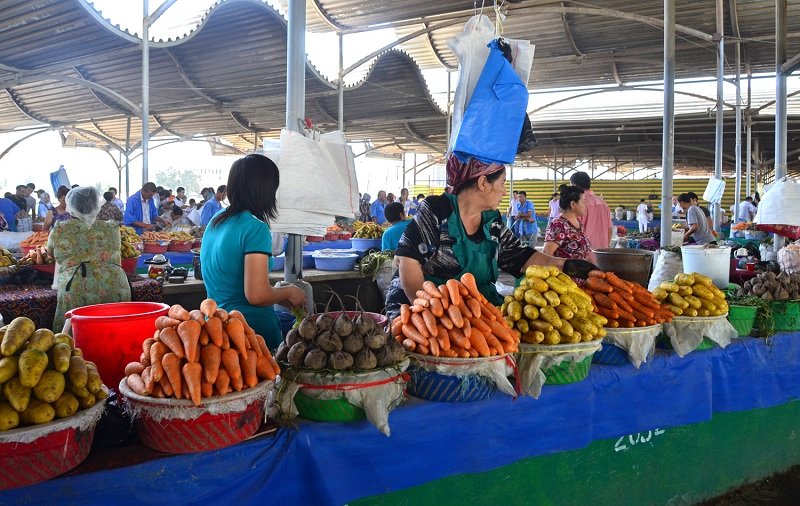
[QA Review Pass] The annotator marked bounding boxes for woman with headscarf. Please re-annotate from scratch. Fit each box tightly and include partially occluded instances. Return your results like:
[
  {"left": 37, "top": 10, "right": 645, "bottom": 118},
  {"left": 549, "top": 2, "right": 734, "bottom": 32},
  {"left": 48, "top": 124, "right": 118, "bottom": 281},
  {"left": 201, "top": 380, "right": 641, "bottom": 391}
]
[
  {"left": 43, "top": 185, "right": 72, "bottom": 230},
  {"left": 47, "top": 187, "right": 131, "bottom": 331},
  {"left": 543, "top": 186, "right": 594, "bottom": 261},
  {"left": 384, "top": 158, "right": 598, "bottom": 313},
  {"left": 358, "top": 193, "right": 372, "bottom": 222}
]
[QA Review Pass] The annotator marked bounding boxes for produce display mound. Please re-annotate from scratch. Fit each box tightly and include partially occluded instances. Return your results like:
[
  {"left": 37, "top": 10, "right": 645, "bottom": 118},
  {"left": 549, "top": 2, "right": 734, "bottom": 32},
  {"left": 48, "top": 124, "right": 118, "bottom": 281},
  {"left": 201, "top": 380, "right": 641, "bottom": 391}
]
[
  {"left": 0, "top": 400, "right": 105, "bottom": 490},
  {"left": 119, "top": 378, "right": 270, "bottom": 454}
]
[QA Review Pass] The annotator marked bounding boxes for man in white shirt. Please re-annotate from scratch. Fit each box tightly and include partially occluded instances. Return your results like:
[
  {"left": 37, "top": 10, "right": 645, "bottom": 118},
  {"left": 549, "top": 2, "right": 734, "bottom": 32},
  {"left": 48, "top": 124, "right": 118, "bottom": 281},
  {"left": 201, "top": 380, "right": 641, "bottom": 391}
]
[
  {"left": 636, "top": 198, "right": 649, "bottom": 233},
  {"left": 507, "top": 191, "right": 520, "bottom": 230},
  {"left": 737, "top": 197, "right": 757, "bottom": 223}
]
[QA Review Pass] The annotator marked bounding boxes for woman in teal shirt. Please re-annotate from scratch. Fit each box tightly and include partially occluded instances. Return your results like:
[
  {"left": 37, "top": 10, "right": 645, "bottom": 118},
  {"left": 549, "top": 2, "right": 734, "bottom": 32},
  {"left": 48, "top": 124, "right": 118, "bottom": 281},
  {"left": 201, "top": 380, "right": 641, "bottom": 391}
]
[{"left": 201, "top": 154, "right": 306, "bottom": 349}]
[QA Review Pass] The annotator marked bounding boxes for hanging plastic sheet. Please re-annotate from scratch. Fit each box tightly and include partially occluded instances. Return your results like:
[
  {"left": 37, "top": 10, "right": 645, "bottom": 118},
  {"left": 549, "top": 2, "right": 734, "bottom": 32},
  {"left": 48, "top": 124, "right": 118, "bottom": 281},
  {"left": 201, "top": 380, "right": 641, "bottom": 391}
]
[
  {"left": 755, "top": 176, "right": 800, "bottom": 226},
  {"left": 452, "top": 39, "right": 529, "bottom": 165},
  {"left": 49, "top": 165, "right": 70, "bottom": 194}
]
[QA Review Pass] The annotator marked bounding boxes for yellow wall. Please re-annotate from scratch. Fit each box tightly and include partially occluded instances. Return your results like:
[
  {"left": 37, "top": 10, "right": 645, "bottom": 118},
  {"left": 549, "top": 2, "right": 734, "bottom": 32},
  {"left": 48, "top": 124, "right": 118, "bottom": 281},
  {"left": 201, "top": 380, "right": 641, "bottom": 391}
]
[{"left": 411, "top": 180, "right": 750, "bottom": 216}]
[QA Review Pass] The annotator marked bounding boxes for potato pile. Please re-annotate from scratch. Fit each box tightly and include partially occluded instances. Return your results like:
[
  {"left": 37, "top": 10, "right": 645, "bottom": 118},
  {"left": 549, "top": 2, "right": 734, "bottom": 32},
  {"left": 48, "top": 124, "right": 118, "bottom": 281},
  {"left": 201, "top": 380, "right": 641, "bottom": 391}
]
[
  {"left": 390, "top": 274, "right": 519, "bottom": 357},
  {"left": 502, "top": 266, "right": 607, "bottom": 345},
  {"left": 0, "top": 317, "right": 107, "bottom": 431},
  {"left": 737, "top": 271, "right": 800, "bottom": 301},
  {"left": 652, "top": 273, "right": 729, "bottom": 317},
  {"left": 124, "top": 300, "right": 279, "bottom": 407},
  {"left": 277, "top": 310, "right": 405, "bottom": 371}
]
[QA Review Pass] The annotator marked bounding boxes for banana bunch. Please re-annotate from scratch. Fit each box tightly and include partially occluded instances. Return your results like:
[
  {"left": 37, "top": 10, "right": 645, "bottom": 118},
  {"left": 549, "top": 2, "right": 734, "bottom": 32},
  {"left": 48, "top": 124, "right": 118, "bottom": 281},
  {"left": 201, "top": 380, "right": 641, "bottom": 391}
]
[
  {"left": 652, "top": 272, "right": 728, "bottom": 317},
  {"left": 354, "top": 222, "right": 384, "bottom": 239},
  {"left": 169, "top": 231, "right": 194, "bottom": 241},
  {"left": 501, "top": 266, "right": 606, "bottom": 345},
  {"left": 120, "top": 226, "right": 141, "bottom": 259},
  {"left": 0, "top": 248, "right": 16, "bottom": 268}
]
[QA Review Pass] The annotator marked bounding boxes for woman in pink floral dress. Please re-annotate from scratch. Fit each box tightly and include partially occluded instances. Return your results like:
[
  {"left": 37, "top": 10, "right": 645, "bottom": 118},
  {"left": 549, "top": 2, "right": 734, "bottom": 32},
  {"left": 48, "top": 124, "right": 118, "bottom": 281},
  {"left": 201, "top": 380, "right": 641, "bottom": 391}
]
[
  {"left": 47, "top": 187, "right": 130, "bottom": 331},
  {"left": 543, "top": 186, "right": 594, "bottom": 262}
]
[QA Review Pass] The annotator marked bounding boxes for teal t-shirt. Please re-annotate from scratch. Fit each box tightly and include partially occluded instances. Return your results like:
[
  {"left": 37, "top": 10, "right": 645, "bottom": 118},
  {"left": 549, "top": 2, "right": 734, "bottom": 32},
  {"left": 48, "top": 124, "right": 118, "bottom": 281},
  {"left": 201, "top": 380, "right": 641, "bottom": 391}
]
[
  {"left": 381, "top": 220, "right": 410, "bottom": 251},
  {"left": 200, "top": 211, "right": 282, "bottom": 349}
]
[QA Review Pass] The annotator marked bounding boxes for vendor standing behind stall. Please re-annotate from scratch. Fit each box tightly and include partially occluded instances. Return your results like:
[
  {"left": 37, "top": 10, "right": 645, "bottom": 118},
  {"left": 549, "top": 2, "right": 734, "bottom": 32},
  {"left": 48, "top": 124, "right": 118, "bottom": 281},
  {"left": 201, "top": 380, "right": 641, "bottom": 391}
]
[
  {"left": 543, "top": 186, "right": 593, "bottom": 260},
  {"left": 47, "top": 187, "right": 131, "bottom": 331},
  {"left": 570, "top": 172, "right": 611, "bottom": 252},
  {"left": 124, "top": 182, "right": 159, "bottom": 234},
  {"left": 384, "top": 159, "right": 597, "bottom": 312},
  {"left": 678, "top": 193, "right": 715, "bottom": 245},
  {"left": 200, "top": 154, "right": 306, "bottom": 349}
]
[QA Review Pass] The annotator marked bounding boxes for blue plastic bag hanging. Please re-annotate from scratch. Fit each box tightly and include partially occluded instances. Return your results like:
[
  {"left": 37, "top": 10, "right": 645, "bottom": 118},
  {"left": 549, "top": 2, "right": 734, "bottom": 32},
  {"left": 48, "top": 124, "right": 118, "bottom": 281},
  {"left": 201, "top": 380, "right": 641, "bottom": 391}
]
[{"left": 452, "top": 39, "right": 529, "bottom": 165}]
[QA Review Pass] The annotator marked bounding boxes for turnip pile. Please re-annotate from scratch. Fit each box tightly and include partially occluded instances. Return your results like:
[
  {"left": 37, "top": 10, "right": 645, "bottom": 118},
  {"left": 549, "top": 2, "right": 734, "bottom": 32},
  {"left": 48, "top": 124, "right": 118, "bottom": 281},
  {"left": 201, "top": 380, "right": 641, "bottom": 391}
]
[{"left": 738, "top": 271, "right": 800, "bottom": 301}]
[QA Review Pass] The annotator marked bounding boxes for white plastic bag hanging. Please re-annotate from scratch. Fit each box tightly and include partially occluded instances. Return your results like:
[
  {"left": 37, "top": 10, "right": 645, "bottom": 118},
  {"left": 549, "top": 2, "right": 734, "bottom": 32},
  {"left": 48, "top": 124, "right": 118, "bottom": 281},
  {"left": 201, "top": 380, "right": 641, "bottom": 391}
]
[{"left": 755, "top": 177, "right": 800, "bottom": 226}]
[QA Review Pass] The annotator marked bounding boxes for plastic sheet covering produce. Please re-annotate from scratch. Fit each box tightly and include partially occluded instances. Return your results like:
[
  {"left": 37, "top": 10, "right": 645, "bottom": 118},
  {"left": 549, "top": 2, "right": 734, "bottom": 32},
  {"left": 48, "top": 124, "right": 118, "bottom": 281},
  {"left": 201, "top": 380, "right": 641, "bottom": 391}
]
[
  {"left": 5, "top": 335, "right": 800, "bottom": 505},
  {"left": 603, "top": 325, "right": 662, "bottom": 368},
  {"left": 0, "top": 397, "right": 105, "bottom": 445},
  {"left": 275, "top": 359, "right": 410, "bottom": 436},
  {"left": 516, "top": 341, "right": 601, "bottom": 398},
  {"left": 663, "top": 315, "right": 739, "bottom": 357}
]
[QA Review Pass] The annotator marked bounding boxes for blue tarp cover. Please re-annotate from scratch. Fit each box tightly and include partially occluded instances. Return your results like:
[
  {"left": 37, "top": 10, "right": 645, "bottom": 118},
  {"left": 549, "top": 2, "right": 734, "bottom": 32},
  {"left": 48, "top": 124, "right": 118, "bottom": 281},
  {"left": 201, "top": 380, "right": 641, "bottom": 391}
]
[{"left": 3, "top": 335, "right": 800, "bottom": 505}]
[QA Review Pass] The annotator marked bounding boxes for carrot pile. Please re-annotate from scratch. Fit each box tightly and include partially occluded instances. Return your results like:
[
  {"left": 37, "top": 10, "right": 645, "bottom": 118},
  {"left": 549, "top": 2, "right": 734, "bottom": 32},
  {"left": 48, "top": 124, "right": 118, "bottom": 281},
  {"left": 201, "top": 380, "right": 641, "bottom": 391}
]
[
  {"left": 390, "top": 273, "right": 520, "bottom": 358},
  {"left": 583, "top": 272, "right": 674, "bottom": 328},
  {"left": 124, "top": 299, "right": 280, "bottom": 407},
  {"left": 19, "top": 231, "right": 49, "bottom": 249}
]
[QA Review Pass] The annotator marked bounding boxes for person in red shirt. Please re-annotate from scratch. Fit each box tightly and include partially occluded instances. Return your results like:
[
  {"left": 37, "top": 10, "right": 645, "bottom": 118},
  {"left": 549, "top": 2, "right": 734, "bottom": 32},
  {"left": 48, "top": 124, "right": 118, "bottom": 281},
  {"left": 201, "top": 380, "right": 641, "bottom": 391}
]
[
  {"left": 543, "top": 186, "right": 593, "bottom": 260},
  {"left": 569, "top": 172, "right": 611, "bottom": 261}
]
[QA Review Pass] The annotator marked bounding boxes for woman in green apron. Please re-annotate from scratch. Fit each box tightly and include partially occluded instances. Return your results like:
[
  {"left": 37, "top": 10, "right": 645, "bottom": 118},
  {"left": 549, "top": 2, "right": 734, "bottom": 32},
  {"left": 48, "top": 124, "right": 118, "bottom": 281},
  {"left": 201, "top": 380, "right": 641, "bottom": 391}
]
[
  {"left": 48, "top": 187, "right": 131, "bottom": 331},
  {"left": 385, "top": 159, "right": 597, "bottom": 313}
]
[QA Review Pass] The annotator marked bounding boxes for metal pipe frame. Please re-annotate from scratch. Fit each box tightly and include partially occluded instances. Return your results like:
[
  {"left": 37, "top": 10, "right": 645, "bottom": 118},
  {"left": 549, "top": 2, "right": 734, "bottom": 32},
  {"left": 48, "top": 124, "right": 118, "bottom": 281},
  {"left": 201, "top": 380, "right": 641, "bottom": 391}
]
[
  {"left": 660, "top": 0, "right": 676, "bottom": 248},
  {"left": 142, "top": 0, "right": 150, "bottom": 185},
  {"left": 734, "top": 40, "right": 743, "bottom": 223},
  {"left": 775, "top": 0, "right": 788, "bottom": 250},
  {"left": 338, "top": 32, "right": 344, "bottom": 131},
  {"left": 712, "top": 0, "right": 724, "bottom": 233}
]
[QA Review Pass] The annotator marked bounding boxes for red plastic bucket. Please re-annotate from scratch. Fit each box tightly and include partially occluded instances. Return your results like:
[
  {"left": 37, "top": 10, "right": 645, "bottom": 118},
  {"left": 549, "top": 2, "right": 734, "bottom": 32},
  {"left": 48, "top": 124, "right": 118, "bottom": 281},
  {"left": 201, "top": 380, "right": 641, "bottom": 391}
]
[{"left": 66, "top": 302, "right": 169, "bottom": 388}]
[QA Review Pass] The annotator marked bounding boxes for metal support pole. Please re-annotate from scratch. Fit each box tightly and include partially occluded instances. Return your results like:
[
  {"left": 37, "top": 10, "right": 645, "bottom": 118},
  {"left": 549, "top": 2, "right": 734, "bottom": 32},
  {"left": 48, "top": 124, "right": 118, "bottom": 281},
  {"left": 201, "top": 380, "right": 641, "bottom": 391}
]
[
  {"left": 660, "top": 0, "right": 676, "bottom": 248},
  {"left": 775, "top": 0, "right": 788, "bottom": 250},
  {"left": 338, "top": 33, "right": 344, "bottom": 131},
  {"left": 734, "top": 41, "right": 743, "bottom": 223},
  {"left": 746, "top": 116, "right": 752, "bottom": 196},
  {"left": 284, "top": 0, "right": 306, "bottom": 284},
  {"left": 413, "top": 153, "right": 417, "bottom": 185},
  {"left": 141, "top": 0, "right": 150, "bottom": 185},
  {"left": 125, "top": 115, "right": 131, "bottom": 198},
  {"left": 712, "top": 0, "right": 724, "bottom": 233},
  {"left": 445, "top": 71, "right": 452, "bottom": 149}
]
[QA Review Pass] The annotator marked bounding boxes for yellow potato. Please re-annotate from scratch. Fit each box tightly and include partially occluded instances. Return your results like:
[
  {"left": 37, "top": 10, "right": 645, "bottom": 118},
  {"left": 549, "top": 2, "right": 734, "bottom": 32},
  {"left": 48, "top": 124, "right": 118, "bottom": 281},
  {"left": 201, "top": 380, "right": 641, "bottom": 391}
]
[
  {"left": 27, "top": 329, "right": 55, "bottom": 352},
  {"left": 559, "top": 293, "right": 580, "bottom": 313},
  {"left": 0, "top": 402, "right": 20, "bottom": 431},
  {"left": 20, "top": 399, "right": 55, "bottom": 425},
  {"left": 542, "top": 290, "right": 561, "bottom": 307},
  {"left": 53, "top": 333, "right": 74, "bottom": 349},
  {"left": 67, "top": 355, "right": 88, "bottom": 389},
  {"left": 0, "top": 356, "right": 19, "bottom": 383},
  {"left": 521, "top": 330, "right": 545, "bottom": 344},
  {"left": 523, "top": 304, "right": 540, "bottom": 321},
  {"left": 18, "top": 348, "right": 48, "bottom": 388},
  {"left": 507, "top": 301, "right": 523, "bottom": 322},
  {"left": 524, "top": 289, "right": 548, "bottom": 308},
  {"left": 528, "top": 319, "right": 554, "bottom": 333},
  {"left": 51, "top": 343, "right": 71, "bottom": 374},
  {"left": 33, "top": 370, "right": 66, "bottom": 403},
  {"left": 554, "top": 305, "right": 574, "bottom": 320},
  {"left": 528, "top": 277, "right": 549, "bottom": 293},
  {"left": 0, "top": 317, "right": 35, "bottom": 356},
  {"left": 515, "top": 319, "right": 529, "bottom": 334},
  {"left": 539, "top": 306, "right": 563, "bottom": 328},
  {"left": 53, "top": 393, "right": 79, "bottom": 419},
  {"left": 674, "top": 273, "right": 696, "bottom": 286},
  {"left": 77, "top": 393, "right": 96, "bottom": 409},
  {"left": 3, "top": 378, "right": 31, "bottom": 412},
  {"left": 543, "top": 329, "right": 561, "bottom": 345},
  {"left": 525, "top": 265, "right": 550, "bottom": 279},
  {"left": 545, "top": 277, "right": 570, "bottom": 295},
  {"left": 683, "top": 295, "right": 702, "bottom": 310},
  {"left": 559, "top": 319, "right": 574, "bottom": 338},
  {"left": 513, "top": 287, "right": 526, "bottom": 302}
]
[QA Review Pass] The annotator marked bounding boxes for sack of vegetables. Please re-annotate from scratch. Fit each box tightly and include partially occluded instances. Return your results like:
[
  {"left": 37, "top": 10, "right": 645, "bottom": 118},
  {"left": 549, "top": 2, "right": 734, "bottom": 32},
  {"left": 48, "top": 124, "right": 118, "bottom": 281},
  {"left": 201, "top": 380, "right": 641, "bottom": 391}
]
[
  {"left": 273, "top": 298, "right": 409, "bottom": 436},
  {"left": 118, "top": 300, "right": 277, "bottom": 453},
  {"left": 0, "top": 317, "right": 109, "bottom": 490}
]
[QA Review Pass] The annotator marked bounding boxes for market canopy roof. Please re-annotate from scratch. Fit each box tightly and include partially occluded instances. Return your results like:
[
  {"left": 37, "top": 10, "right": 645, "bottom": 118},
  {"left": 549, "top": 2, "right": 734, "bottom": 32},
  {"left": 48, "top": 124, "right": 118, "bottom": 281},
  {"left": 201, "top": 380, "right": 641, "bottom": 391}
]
[{"left": 1, "top": 0, "right": 800, "bottom": 173}]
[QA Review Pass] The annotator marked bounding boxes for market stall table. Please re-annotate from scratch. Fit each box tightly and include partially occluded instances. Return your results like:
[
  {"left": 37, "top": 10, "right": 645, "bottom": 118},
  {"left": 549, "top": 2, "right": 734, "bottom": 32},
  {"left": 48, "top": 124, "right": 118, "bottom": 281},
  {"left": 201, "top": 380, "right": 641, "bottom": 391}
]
[
  {"left": 3, "top": 334, "right": 799, "bottom": 505},
  {"left": 0, "top": 275, "right": 163, "bottom": 329}
]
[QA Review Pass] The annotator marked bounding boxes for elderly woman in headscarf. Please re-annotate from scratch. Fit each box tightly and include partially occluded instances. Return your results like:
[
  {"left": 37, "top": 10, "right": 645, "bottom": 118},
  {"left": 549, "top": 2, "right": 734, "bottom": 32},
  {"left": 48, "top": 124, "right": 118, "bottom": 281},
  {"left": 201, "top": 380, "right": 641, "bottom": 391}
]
[
  {"left": 47, "top": 186, "right": 131, "bottom": 331},
  {"left": 384, "top": 157, "right": 599, "bottom": 314},
  {"left": 358, "top": 193, "right": 372, "bottom": 222}
]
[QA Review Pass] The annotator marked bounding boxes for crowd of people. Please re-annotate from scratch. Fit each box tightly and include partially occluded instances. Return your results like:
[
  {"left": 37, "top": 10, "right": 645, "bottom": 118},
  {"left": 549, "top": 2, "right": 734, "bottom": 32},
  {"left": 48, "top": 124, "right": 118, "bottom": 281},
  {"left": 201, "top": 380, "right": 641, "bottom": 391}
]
[{"left": 358, "top": 189, "right": 426, "bottom": 225}]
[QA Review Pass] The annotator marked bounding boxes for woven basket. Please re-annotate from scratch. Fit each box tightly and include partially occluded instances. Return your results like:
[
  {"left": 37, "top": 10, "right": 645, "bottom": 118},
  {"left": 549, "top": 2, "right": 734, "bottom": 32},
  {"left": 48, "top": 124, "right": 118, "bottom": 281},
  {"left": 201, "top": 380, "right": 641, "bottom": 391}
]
[
  {"left": 294, "top": 391, "right": 366, "bottom": 422},
  {"left": 543, "top": 355, "right": 593, "bottom": 384}
]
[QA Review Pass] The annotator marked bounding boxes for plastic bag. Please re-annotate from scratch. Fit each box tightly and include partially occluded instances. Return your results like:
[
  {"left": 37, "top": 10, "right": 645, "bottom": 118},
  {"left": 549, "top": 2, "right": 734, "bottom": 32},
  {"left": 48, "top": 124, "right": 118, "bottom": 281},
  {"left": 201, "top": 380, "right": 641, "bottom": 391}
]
[
  {"left": 778, "top": 244, "right": 800, "bottom": 274},
  {"left": 663, "top": 316, "right": 738, "bottom": 357},
  {"left": 755, "top": 177, "right": 800, "bottom": 226},
  {"left": 452, "top": 39, "right": 529, "bottom": 164},
  {"left": 648, "top": 249, "right": 683, "bottom": 291},
  {"left": 603, "top": 326, "right": 661, "bottom": 368},
  {"left": 447, "top": 15, "right": 496, "bottom": 150}
]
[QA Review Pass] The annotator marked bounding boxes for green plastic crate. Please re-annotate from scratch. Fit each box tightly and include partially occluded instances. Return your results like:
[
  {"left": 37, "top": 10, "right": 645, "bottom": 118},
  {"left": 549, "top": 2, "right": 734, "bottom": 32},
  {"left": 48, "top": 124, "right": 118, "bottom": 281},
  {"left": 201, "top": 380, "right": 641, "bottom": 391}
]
[
  {"left": 543, "top": 355, "right": 593, "bottom": 385},
  {"left": 294, "top": 390, "right": 366, "bottom": 422},
  {"left": 770, "top": 301, "right": 800, "bottom": 332},
  {"left": 728, "top": 305, "right": 758, "bottom": 337}
]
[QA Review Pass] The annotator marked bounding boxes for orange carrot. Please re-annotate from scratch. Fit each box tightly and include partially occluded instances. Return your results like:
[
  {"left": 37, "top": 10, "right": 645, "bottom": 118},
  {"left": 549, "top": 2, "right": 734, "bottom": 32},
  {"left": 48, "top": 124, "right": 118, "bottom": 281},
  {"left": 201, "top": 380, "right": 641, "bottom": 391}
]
[
  {"left": 608, "top": 291, "right": 633, "bottom": 313},
  {"left": 391, "top": 318, "right": 404, "bottom": 338},
  {"left": 606, "top": 319, "right": 620, "bottom": 328},
  {"left": 200, "top": 344, "right": 222, "bottom": 384},
  {"left": 402, "top": 323, "right": 429, "bottom": 346},
  {"left": 449, "top": 327, "right": 470, "bottom": 349},
  {"left": 256, "top": 354, "right": 276, "bottom": 380},
  {"left": 126, "top": 373, "right": 148, "bottom": 395},
  {"left": 266, "top": 348, "right": 280, "bottom": 376},
  {"left": 483, "top": 331, "right": 504, "bottom": 356},
  {"left": 160, "top": 376, "right": 174, "bottom": 397},
  {"left": 205, "top": 317, "right": 224, "bottom": 347},
  {"left": 466, "top": 298, "right": 482, "bottom": 319},
  {"left": 222, "top": 348, "right": 243, "bottom": 391},
  {"left": 462, "top": 317, "right": 472, "bottom": 339},
  {"left": 155, "top": 315, "right": 181, "bottom": 330},
  {"left": 201, "top": 381, "right": 213, "bottom": 398},
  {"left": 199, "top": 326, "right": 209, "bottom": 346},
  {"left": 605, "top": 273, "right": 633, "bottom": 294},
  {"left": 470, "top": 317, "right": 492, "bottom": 334},
  {"left": 220, "top": 327, "right": 230, "bottom": 350},
  {"left": 446, "top": 279, "right": 462, "bottom": 307},
  {"left": 468, "top": 347, "right": 479, "bottom": 358},
  {"left": 213, "top": 308, "right": 229, "bottom": 323},
  {"left": 168, "top": 304, "right": 190, "bottom": 321},
  {"left": 615, "top": 310, "right": 636, "bottom": 323},
  {"left": 214, "top": 369, "right": 231, "bottom": 396},
  {"left": 422, "top": 281, "right": 442, "bottom": 298},
  {"left": 243, "top": 349, "right": 259, "bottom": 388},
  {"left": 200, "top": 298, "right": 218, "bottom": 318},
  {"left": 400, "top": 304, "right": 410, "bottom": 324},
  {"left": 225, "top": 318, "right": 249, "bottom": 357},
  {"left": 630, "top": 300, "right": 656, "bottom": 319},
  {"left": 440, "top": 315, "right": 454, "bottom": 330},
  {"left": 442, "top": 349, "right": 458, "bottom": 358},
  {"left": 447, "top": 305, "right": 464, "bottom": 328},
  {"left": 453, "top": 347, "right": 470, "bottom": 358},
  {"left": 149, "top": 341, "right": 168, "bottom": 382},
  {"left": 436, "top": 325, "right": 451, "bottom": 351},
  {"left": 488, "top": 319, "right": 513, "bottom": 343},
  {"left": 411, "top": 305, "right": 426, "bottom": 313},
  {"left": 588, "top": 270, "right": 606, "bottom": 278},
  {"left": 593, "top": 293, "right": 618, "bottom": 311},
  {"left": 417, "top": 343, "right": 430, "bottom": 355},
  {"left": 189, "top": 310, "right": 205, "bottom": 323},
  {"left": 177, "top": 320, "right": 202, "bottom": 363},
  {"left": 245, "top": 328, "right": 262, "bottom": 357},
  {"left": 438, "top": 284, "right": 450, "bottom": 309},
  {"left": 125, "top": 362, "right": 145, "bottom": 376},
  {"left": 159, "top": 327, "right": 185, "bottom": 359},
  {"left": 460, "top": 273, "right": 482, "bottom": 300},
  {"left": 430, "top": 298, "right": 444, "bottom": 318},
  {"left": 620, "top": 320, "right": 635, "bottom": 328},
  {"left": 421, "top": 309, "right": 438, "bottom": 336},
  {"left": 416, "top": 290, "right": 431, "bottom": 301},
  {"left": 457, "top": 300, "right": 473, "bottom": 319},
  {"left": 596, "top": 306, "right": 620, "bottom": 321},
  {"left": 410, "top": 312, "right": 430, "bottom": 338},
  {"left": 161, "top": 352, "right": 182, "bottom": 398},
  {"left": 480, "top": 301, "right": 499, "bottom": 321},
  {"left": 182, "top": 361, "right": 203, "bottom": 406},
  {"left": 585, "top": 277, "right": 613, "bottom": 293},
  {"left": 413, "top": 298, "right": 430, "bottom": 308},
  {"left": 140, "top": 351, "right": 151, "bottom": 367},
  {"left": 427, "top": 328, "right": 440, "bottom": 357}
]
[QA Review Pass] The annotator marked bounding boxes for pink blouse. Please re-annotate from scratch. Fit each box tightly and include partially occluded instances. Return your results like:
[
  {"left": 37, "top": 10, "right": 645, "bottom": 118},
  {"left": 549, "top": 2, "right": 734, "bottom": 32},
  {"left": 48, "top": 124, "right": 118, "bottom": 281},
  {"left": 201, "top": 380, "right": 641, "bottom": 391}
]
[{"left": 544, "top": 215, "right": 593, "bottom": 260}]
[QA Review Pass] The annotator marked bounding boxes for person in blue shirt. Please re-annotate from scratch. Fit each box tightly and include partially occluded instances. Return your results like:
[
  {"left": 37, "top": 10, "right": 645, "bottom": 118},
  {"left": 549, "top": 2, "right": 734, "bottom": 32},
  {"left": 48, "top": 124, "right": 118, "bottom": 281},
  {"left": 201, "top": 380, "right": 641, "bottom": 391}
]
[
  {"left": 370, "top": 191, "right": 388, "bottom": 224},
  {"left": 0, "top": 197, "right": 21, "bottom": 231},
  {"left": 123, "top": 182, "right": 160, "bottom": 234},
  {"left": 381, "top": 202, "right": 410, "bottom": 251},
  {"left": 513, "top": 191, "right": 536, "bottom": 242},
  {"left": 201, "top": 155, "right": 306, "bottom": 349},
  {"left": 200, "top": 184, "right": 227, "bottom": 226}
]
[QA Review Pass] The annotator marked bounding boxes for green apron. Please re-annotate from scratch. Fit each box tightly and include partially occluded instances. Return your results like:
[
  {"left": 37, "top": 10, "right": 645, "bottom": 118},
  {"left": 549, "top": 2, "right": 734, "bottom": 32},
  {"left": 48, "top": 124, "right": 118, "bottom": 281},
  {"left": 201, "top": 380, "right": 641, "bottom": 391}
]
[{"left": 423, "top": 194, "right": 503, "bottom": 305}]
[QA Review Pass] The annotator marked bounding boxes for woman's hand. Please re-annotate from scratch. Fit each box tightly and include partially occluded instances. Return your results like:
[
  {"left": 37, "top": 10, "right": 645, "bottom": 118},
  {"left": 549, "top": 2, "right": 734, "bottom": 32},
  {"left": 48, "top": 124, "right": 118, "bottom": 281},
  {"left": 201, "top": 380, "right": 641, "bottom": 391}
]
[{"left": 282, "top": 285, "right": 307, "bottom": 309}]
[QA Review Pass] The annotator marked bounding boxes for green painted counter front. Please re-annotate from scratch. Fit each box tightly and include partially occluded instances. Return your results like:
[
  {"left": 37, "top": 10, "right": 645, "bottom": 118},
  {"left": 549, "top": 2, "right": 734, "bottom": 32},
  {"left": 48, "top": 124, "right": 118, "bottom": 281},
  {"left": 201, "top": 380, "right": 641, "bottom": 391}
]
[{"left": 353, "top": 400, "right": 800, "bottom": 505}]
